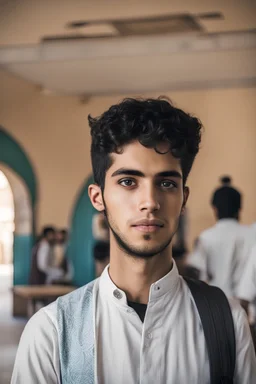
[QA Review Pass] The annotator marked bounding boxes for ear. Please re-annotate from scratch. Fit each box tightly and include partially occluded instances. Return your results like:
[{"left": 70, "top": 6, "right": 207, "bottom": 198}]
[
  {"left": 181, "top": 186, "right": 189, "bottom": 214},
  {"left": 88, "top": 184, "right": 105, "bottom": 212}
]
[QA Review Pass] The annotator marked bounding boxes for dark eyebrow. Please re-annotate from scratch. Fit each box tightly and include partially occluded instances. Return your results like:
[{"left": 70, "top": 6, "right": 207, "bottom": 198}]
[
  {"left": 111, "top": 168, "right": 145, "bottom": 177},
  {"left": 111, "top": 168, "right": 182, "bottom": 179},
  {"left": 156, "top": 171, "right": 182, "bottom": 179}
]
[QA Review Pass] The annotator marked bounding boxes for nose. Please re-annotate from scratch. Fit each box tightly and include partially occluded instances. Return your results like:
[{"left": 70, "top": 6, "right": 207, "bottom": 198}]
[{"left": 138, "top": 185, "right": 160, "bottom": 213}]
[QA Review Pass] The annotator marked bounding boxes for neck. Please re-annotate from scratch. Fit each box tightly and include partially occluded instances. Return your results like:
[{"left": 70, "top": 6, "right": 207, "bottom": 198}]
[{"left": 108, "top": 242, "right": 173, "bottom": 304}]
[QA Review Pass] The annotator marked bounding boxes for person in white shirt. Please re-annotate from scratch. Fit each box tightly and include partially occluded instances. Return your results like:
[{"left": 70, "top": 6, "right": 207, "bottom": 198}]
[
  {"left": 12, "top": 98, "right": 256, "bottom": 383},
  {"left": 52, "top": 229, "right": 73, "bottom": 284},
  {"left": 187, "top": 178, "right": 250, "bottom": 299},
  {"left": 29, "top": 226, "right": 64, "bottom": 285},
  {"left": 53, "top": 229, "right": 67, "bottom": 268}
]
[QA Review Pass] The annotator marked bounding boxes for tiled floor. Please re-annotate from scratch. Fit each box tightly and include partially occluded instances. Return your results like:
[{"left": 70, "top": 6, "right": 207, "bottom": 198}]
[{"left": 0, "top": 265, "right": 26, "bottom": 384}]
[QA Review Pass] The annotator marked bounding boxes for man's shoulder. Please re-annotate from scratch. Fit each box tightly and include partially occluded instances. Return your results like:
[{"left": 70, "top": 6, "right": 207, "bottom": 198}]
[
  {"left": 44, "top": 278, "right": 99, "bottom": 324},
  {"left": 38, "top": 239, "right": 49, "bottom": 250},
  {"left": 199, "top": 221, "right": 244, "bottom": 241},
  {"left": 198, "top": 226, "right": 217, "bottom": 241}
]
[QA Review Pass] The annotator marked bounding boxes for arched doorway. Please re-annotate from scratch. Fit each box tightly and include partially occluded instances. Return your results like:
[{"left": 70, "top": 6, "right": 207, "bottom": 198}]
[
  {"left": 0, "top": 170, "right": 14, "bottom": 265},
  {"left": 69, "top": 175, "right": 96, "bottom": 286},
  {"left": 0, "top": 171, "right": 14, "bottom": 294},
  {"left": 0, "top": 164, "right": 33, "bottom": 286},
  {"left": 0, "top": 128, "right": 37, "bottom": 287}
]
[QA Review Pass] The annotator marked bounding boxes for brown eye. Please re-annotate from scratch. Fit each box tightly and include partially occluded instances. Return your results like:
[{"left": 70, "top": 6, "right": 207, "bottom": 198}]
[
  {"left": 161, "top": 180, "right": 176, "bottom": 189},
  {"left": 119, "top": 179, "right": 135, "bottom": 187}
]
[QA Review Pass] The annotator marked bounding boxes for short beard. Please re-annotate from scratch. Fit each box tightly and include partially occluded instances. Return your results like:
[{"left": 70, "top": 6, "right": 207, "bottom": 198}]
[{"left": 103, "top": 200, "right": 178, "bottom": 260}]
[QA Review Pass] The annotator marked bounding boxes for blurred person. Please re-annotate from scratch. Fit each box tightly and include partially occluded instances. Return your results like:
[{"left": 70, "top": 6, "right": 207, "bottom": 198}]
[
  {"left": 236, "top": 243, "right": 256, "bottom": 347},
  {"left": 52, "top": 229, "right": 73, "bottom": 285},
  {"left": 187, "top": 177, "right": 249, "bottom": 298},
  {"left": 92, "top": 212, "right": 110, "bottom": 276},
  {"left": 12, "top": 98, "right": 255, "bottom": 383},
  {"left": 53, "top": 229, "right": 68, "bottom": 268},
  {"left": 211, "top": 176, "right": 241, "bottom": 218},
  {"left": 29, "top": 226, "right": 64, "bottom": 285}
]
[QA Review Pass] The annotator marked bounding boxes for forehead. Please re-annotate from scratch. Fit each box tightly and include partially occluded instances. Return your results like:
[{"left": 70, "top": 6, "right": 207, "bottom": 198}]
[{"left": 107, "top": 141, "right": 182, "bottom": 175}]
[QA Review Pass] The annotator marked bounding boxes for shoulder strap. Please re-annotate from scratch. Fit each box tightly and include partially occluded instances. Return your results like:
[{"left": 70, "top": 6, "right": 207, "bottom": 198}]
[{"left": 183, "top": 277, "right": 236, "bottom": 384}]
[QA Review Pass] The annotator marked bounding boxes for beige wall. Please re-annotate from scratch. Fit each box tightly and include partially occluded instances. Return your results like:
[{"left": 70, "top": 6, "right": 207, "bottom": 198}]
[{"left": 1, "top": 69, "right": 256, "bottom": 247}]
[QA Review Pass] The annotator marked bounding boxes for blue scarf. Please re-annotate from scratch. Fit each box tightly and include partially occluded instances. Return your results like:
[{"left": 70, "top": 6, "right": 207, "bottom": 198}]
[{"left": 57, "top": 280, "right": 97, "bottom": 384}]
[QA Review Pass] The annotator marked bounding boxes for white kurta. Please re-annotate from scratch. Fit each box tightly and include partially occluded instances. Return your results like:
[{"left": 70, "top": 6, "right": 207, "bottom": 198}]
[
  {"left": 187, "top": 219, "right": 251, "bottom": 298},
  {"left": 11, "top": 262, "right": 256, "bottom": 384},
  {"left": 37, "top": 240, "right": 64, "bottom": 284}
]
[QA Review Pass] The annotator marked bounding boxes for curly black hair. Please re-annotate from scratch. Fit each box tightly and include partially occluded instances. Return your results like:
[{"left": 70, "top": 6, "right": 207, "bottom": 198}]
[{"left": 89, "top": 97, "right": 202, "bottom": 189}]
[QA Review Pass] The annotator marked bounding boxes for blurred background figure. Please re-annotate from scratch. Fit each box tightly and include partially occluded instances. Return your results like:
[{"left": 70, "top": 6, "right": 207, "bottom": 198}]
[
  {"left": 187, "top": 176, "right": 250, "bottom": 299},
  {"left": 53, "top": 229, "right": 68, "bottom": 268},
  {"left": 92, "top": 212, "right": 110, "bottom": 276},
  {"left": 211, "top": 176, "right": 242, "bottom": 220},
  {"left": 30, "top": 227, "right": 73, "bottom": 285},
  {"left": 29, "top": 226, "right": 59, "bottom": 285},
  {"left": 52, "top": 229, "right": 73, "bottom": 285}
]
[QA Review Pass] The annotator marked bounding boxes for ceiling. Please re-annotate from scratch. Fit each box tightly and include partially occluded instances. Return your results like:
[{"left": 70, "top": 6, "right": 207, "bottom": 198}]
[{"left": 0, "top": 0, "right": 255, "bottom": 96}]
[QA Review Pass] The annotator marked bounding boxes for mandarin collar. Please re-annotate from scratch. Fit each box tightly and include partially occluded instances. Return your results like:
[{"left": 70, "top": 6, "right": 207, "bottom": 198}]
[{"left": 99, "top": 260, "right": 180, "bottom": 308}]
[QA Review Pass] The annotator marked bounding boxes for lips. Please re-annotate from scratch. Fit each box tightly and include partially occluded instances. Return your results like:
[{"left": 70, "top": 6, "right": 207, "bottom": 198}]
[
  {"left": 133, "top": 225, "right": 162, "bottom": 233},
  {"left": 132, "top": 219, "right": 164, "bottom": 227},
  {"left": 131, "top": 219, "right": 164, "bottom": 233}
]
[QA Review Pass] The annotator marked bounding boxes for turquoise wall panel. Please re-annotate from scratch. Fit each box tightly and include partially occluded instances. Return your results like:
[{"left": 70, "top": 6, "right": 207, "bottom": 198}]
[
  {"left": 69, "top": 175, "right": 96, "bottom": 286},
  {"left": 0, "top": 128, "right": 37, "bottom": 205},
  {"left": 0, "top": 128, "right": 37, "bottom": 285},
  {"left": 13, "top": 234, "right": 33, "bottom": 285}
]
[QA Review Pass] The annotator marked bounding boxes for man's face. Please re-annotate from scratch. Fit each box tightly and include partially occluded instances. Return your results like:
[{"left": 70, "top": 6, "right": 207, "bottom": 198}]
[
  {"left": 90, "top": 141, "right": 188, "bottom": 259},
  {"left": 56, "top": 231, "right": 66, "bottom": 244},
  {"left": 46, "top": 231, "right": 56, "bottom": 245}
]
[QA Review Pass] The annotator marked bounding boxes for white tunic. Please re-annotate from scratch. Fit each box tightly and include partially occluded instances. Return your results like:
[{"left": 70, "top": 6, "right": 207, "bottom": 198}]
[
  {"left": 37, "top": 240, "right": 64, "bottom": 284},
  {"left": 187, "top": 219, "right": 251, "bottom": 298},
  {"left": 11, "top": 262, "right": 256, "bottom": 384}
]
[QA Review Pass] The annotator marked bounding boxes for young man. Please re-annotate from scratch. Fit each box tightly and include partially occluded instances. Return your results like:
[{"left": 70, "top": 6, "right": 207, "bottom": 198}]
[{"left": 12, "top": 98, "right": 256, "bottom": 383}]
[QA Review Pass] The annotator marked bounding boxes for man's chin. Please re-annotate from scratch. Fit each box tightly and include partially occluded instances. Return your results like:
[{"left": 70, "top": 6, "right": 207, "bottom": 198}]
[{"left": 125, "top": 244, "right": 169, "bottom": 259}]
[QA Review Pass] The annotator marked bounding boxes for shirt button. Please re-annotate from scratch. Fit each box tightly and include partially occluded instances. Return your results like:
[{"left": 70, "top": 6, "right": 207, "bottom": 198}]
[
  {"left": 146, "top": 332, "right": 152, "bottom": 339},
  {"left": 154, "top": 285, "right": 160, "bottom": 291},
  {"left": 113, "top": 289, "right": 123, "bottom": 300},
  {"left": 127, "top": 308, "right": 133, "bottom": 313}
]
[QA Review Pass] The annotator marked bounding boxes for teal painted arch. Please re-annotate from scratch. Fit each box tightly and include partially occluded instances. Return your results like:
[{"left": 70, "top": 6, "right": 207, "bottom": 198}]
[
  {"left": 0, "top": 127, "right": 38, "bottom": 285},
  {"left": 69, "top": 175, "right": 97, "bottom": 286},
  {"left": 0, "top": 127, "right": 37, "bottom": 206}
]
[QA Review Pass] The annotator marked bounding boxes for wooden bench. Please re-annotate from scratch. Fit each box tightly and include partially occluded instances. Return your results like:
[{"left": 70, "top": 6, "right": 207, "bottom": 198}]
[{"left": 13, "top": 285, "right": 76, "bottom": 318}]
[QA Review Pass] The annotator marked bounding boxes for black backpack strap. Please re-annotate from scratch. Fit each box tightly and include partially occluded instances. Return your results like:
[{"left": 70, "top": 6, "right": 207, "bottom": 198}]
[{"left": 183, "top": 277, "right": 236, "bottom": 384}]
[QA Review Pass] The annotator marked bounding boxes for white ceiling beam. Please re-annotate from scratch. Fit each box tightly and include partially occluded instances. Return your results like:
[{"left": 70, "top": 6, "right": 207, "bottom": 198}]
[{"left": 0, "top": 30, "right": 255, "bottom": 64}]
